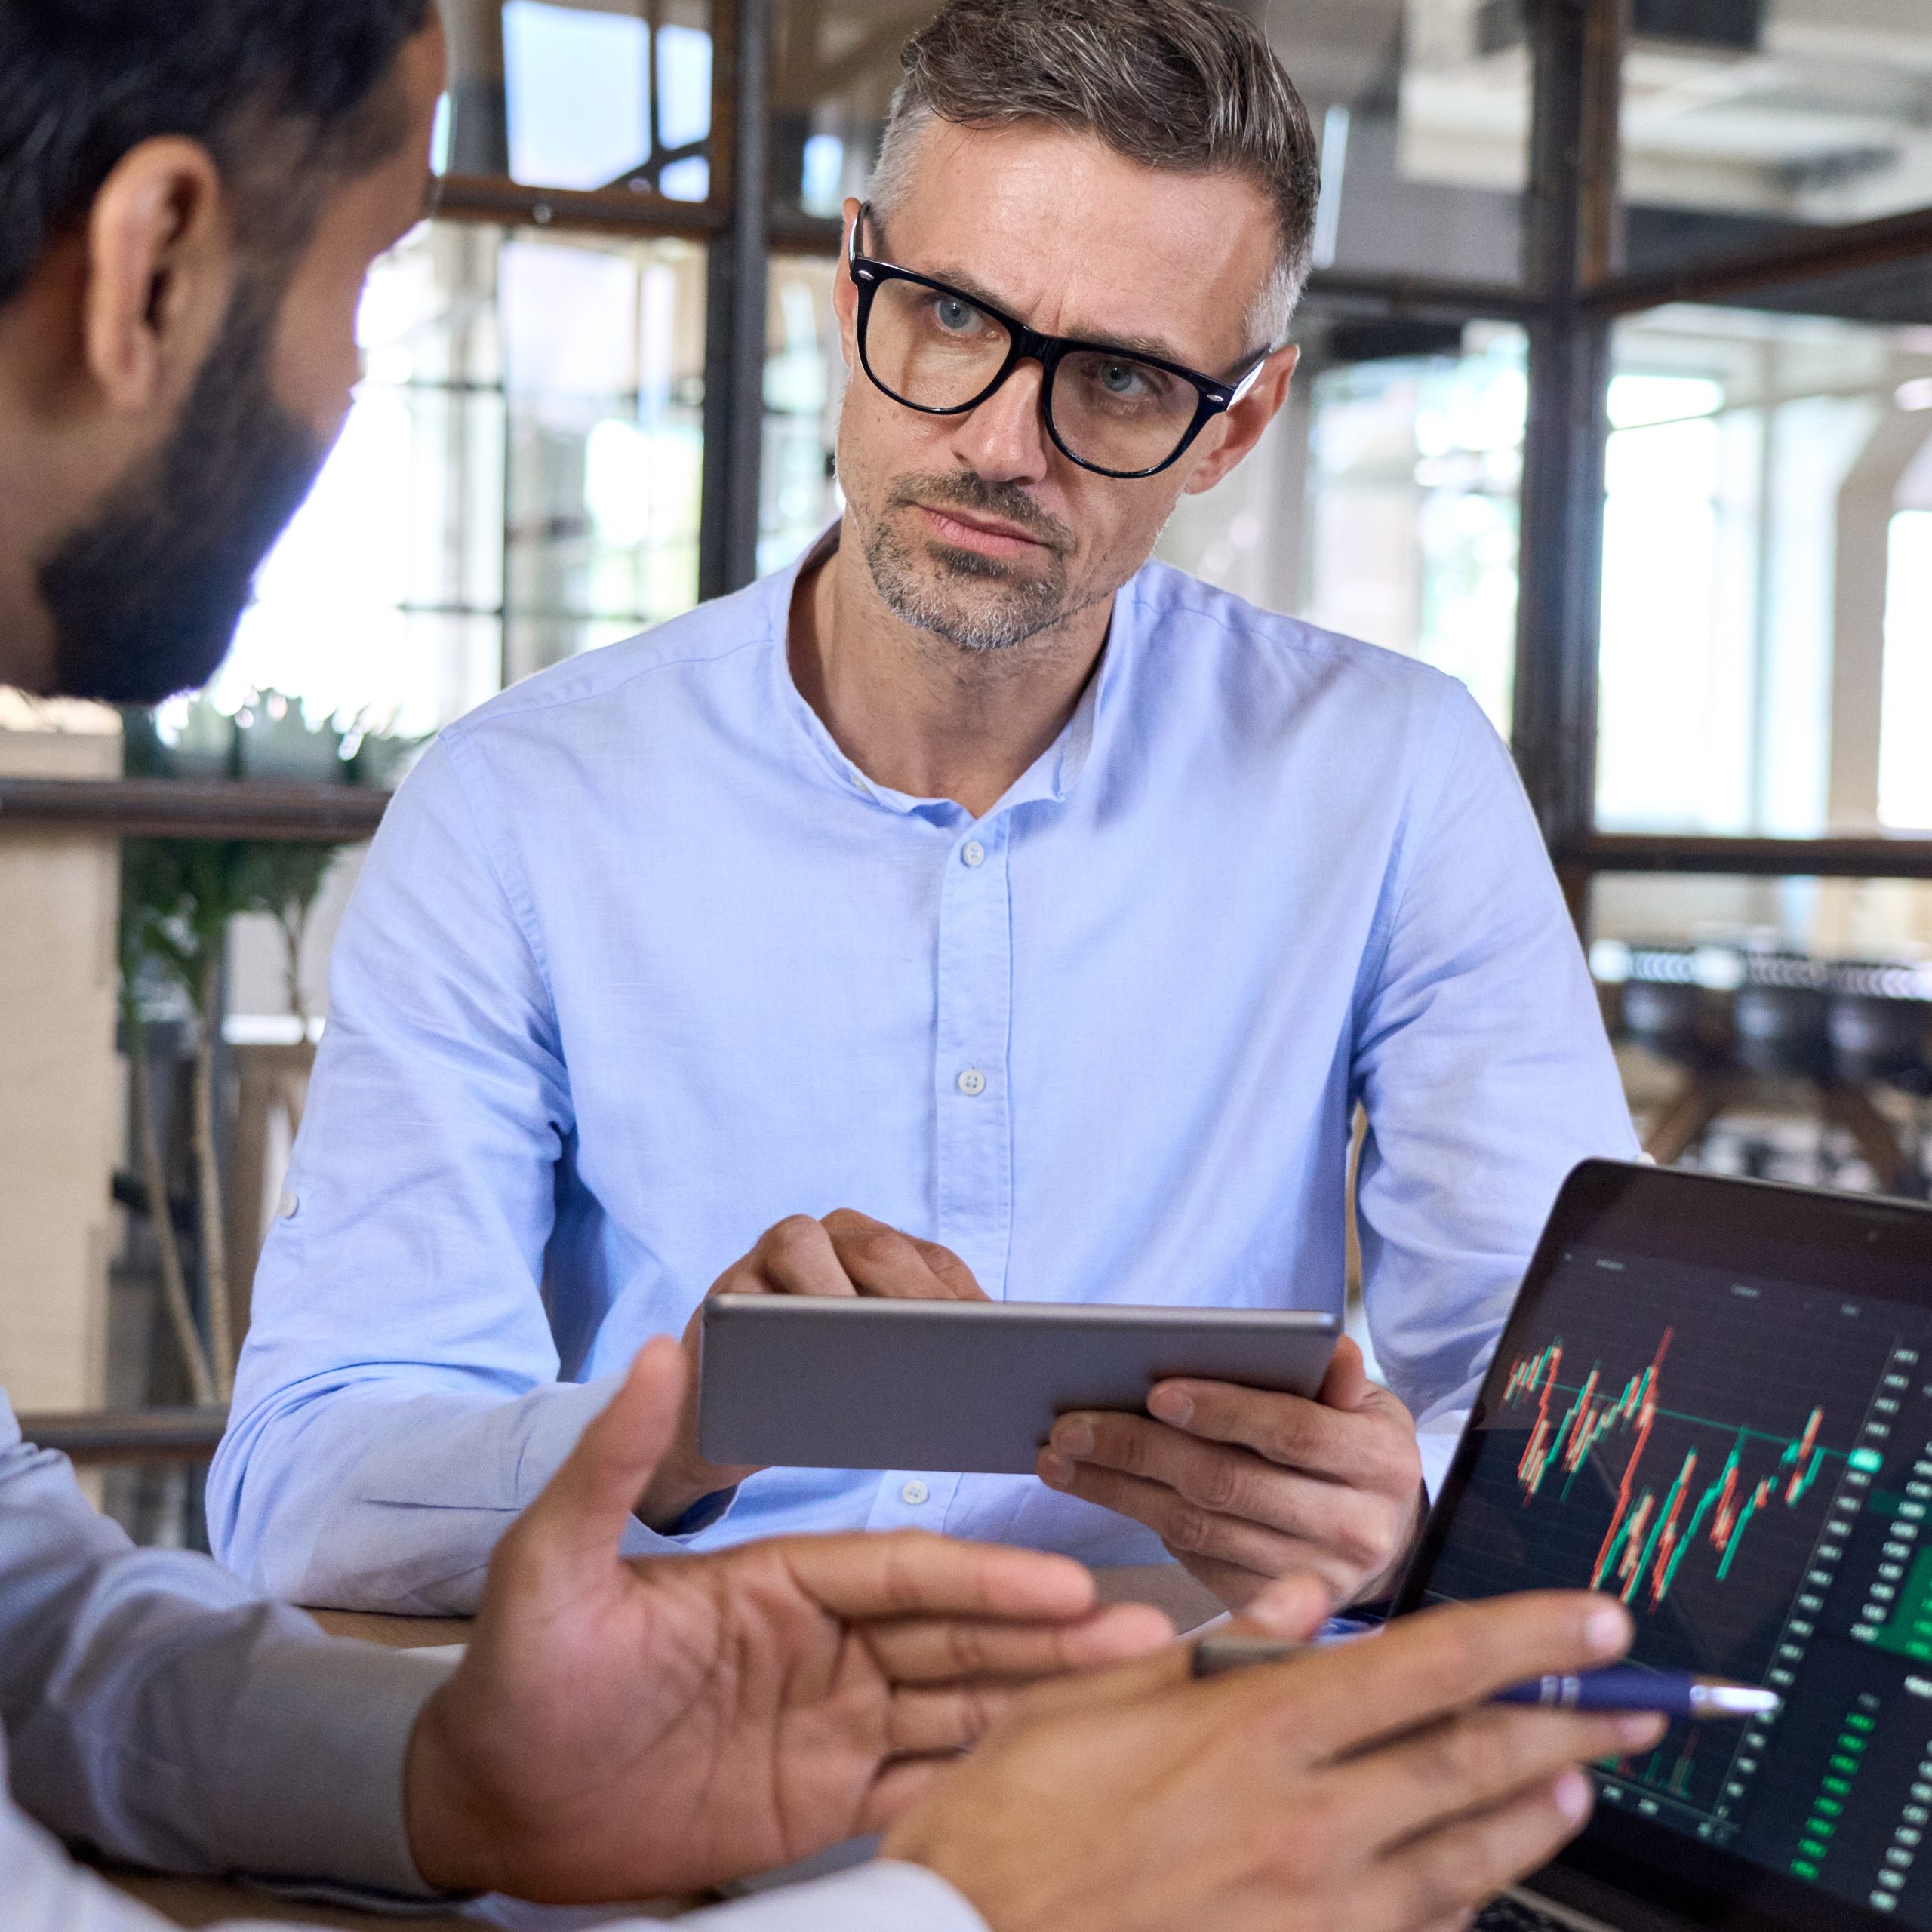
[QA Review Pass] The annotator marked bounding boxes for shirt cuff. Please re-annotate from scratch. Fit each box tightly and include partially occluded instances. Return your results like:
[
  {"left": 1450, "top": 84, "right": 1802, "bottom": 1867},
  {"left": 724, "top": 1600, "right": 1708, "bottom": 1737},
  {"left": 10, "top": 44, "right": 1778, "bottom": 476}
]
[
  {"left": 659, "top": 1486, "right": 741, "bottom": 1538},
  {"left": 211, "top": 1636, "right": 457, "bottom": 1896},
  {"left": 515, "top": 1373, "right": 743, "bottom": 1553},
  {"left": 681, "top": 1861, "right": 990, "bottom": 1932}
]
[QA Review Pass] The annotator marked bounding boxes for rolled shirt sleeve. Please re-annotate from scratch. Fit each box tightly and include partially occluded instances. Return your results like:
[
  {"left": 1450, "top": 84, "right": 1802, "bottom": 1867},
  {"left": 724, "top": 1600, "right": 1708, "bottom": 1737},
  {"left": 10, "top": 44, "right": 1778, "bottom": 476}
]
[
  {"left": 209, "top": 732, "right": 717, "bottom": 1612},
  {"left": 0, "top": 1396, "right": 450, "bottom": 1895}
]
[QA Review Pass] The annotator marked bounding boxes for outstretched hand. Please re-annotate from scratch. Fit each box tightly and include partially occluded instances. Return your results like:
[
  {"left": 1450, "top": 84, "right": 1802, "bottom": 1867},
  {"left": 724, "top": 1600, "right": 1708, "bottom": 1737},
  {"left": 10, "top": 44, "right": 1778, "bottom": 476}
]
[{"left": 402, "top": 1337, "right": 1171, "bottom": 1902}]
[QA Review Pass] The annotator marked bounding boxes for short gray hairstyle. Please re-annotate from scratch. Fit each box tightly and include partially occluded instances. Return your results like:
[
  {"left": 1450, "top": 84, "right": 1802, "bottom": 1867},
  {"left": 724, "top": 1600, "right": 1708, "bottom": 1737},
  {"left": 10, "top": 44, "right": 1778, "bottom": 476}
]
[{"left": 870, "top": 0, "right": 1320, "bottom": 352}]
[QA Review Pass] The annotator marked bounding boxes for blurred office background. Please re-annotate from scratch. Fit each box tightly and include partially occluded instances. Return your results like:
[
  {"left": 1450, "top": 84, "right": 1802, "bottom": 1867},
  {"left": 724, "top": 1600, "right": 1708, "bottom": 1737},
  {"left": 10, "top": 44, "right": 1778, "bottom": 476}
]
[{"left": 3, "top": 0, "right": 1931, "bottom": 1540}]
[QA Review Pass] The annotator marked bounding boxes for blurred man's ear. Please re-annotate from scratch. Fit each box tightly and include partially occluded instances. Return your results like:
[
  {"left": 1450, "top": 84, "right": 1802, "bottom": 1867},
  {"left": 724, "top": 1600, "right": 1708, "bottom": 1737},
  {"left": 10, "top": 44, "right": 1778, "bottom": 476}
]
[
  {"left": 830, "top": 197, "right": 863, "bottom": 374},
  {"left": 79, "top": 136, "right": 232, "bottom": 416}
]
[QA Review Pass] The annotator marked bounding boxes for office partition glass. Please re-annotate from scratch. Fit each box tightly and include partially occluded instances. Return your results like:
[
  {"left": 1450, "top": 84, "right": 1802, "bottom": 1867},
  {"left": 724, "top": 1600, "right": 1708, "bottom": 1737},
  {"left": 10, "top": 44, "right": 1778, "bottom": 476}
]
[
  {"left": 1595, "top": 301, "right": 1932, "bottom": 839},
  {"left": 441, "top": 0, "right": 718, "bottom": 202}
]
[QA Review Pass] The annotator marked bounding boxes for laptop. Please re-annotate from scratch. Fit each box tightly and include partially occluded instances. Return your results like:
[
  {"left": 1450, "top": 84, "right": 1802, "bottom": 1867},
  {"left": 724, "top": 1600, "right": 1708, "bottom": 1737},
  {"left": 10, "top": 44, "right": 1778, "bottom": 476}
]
[{"left": 1392, "top": 1158, "right": 1932, "bottom": 1932}]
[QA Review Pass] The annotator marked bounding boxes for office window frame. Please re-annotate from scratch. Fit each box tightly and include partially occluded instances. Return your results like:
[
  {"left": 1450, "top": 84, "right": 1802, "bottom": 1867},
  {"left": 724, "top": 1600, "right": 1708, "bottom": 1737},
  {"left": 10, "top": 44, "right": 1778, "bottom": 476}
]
[{"left": 2, "top": 0, "right": 1930, "bottom": 888}]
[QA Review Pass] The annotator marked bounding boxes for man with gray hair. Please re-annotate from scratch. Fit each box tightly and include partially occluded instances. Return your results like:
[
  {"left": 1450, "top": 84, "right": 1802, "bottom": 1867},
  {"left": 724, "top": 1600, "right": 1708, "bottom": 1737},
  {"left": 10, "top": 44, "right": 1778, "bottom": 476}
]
[
  {"left": 0, "top": 5, "right": 1651, "bottom": 1928},
  {"left": 215, "top": 0, "right": 1636, "bottom": 1617}
]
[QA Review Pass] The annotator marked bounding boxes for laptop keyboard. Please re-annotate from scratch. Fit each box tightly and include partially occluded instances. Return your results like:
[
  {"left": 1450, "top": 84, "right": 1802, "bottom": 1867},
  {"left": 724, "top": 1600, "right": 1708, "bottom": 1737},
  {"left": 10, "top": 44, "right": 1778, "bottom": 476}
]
[{"left": 1475, "top": 1896, "right": 1581, "bottom": 1932}]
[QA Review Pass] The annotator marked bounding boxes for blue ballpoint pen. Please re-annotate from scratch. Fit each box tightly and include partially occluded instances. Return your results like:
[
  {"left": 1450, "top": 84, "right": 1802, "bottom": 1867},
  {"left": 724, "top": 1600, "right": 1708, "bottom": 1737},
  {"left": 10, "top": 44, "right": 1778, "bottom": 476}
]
[{"left": 1189, "top": 1635, "right": 1780, "bottom": 1719}]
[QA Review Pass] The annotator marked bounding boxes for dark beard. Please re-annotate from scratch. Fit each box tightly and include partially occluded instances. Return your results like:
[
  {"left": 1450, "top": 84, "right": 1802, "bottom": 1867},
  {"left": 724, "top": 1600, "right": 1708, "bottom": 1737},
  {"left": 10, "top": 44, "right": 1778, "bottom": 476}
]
[
  {"left": 863, "top": 469, "right": 1083, "bottom": 654},
  {"left": 40, "top": 278, "right": 326, "bottom": 706}
]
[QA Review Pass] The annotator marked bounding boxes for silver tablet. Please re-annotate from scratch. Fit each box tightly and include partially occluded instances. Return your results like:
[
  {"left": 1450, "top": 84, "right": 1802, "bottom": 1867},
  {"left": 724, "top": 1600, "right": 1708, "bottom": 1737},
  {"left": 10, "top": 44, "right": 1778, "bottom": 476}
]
[{"left": 697, "top": 1296, "right": 1340, "bottom": 1476}]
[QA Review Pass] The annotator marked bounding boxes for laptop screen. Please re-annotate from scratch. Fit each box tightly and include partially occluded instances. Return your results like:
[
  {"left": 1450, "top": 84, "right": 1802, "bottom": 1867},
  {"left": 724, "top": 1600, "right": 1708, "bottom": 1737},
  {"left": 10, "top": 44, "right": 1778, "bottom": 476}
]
[{"left": 1399, "top": 1161, "right": 1932, "bottom": 1932}]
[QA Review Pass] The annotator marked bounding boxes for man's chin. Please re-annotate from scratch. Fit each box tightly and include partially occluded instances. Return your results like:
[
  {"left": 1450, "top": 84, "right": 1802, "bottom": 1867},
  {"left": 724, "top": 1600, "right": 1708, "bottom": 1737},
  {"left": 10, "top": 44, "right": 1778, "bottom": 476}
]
[{"left": 890, "top": 582, "right": 1065, "bottom": 655}]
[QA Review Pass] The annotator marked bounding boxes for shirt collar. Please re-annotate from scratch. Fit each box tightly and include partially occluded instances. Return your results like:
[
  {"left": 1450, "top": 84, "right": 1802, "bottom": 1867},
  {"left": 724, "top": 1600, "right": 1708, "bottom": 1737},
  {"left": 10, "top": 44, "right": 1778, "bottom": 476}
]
[{"left": 766, "top": 519, "right": 1136, "bottom": 826}]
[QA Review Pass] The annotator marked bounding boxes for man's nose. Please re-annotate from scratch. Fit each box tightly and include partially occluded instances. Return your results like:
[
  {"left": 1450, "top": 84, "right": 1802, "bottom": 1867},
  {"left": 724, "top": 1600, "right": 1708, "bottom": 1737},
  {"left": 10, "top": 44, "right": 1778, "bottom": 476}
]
[{"left": 947, "top": 358, "right": 1054, "bottom": 485}]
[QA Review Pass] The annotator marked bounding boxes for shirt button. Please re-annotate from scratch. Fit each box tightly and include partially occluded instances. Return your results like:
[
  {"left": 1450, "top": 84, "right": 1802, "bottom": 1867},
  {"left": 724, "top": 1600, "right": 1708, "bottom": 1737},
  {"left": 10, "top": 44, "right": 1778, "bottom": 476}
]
[
  {"left": 900, "top": 1479, "right": 930, "bottom": 1506},
  {"left": 276, "top": 1190, "right": 299, "bottom": 1220},
  {"left": 961, "top": 840, "right": 986, "bottom": 868},
  {"left": 956, "top": 1068, "right": 986, "bottom": 1097}
]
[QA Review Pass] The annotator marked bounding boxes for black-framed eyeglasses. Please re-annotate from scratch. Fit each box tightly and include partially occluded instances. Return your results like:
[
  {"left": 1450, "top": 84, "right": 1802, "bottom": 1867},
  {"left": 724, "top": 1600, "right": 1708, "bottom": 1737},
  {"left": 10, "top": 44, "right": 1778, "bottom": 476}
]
[{"left": 845, "top": 207, "right": 1272, "bottom": 481}]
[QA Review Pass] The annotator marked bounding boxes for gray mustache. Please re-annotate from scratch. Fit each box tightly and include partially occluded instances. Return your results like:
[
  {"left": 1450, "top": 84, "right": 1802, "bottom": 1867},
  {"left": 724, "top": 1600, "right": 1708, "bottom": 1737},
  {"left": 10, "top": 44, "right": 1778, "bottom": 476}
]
[{"left": 890, "top": 472, "right": 1073, "bottom": 555}]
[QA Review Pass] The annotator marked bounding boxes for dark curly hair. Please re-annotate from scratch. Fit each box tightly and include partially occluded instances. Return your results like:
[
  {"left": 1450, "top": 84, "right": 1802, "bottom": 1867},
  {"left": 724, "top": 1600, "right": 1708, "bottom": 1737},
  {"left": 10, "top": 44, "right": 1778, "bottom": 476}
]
[{"left": 0, "top": 0, "right": 433, "bottom": 306}]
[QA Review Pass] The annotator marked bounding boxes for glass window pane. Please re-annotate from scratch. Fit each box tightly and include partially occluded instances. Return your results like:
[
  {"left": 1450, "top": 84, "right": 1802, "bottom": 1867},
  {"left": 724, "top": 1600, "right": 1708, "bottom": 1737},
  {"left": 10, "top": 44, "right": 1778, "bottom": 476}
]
[
  {"left": 771, "top": 2, "right": 934, "bottom": 220},
  {"left": 1620, "top": 0, "right": 1932, "bottom": 275},
  {"left": 1596, "top": 300, "right": 1932, "bottom": 838},
  {"left": 1165, "top": 321, "right": 1525, "bottom": 736},
  {"left": 1151, "top": 321, "right": 1524, "bottom": 735},
  {"left": 760, "top": 255, "right": 845, "bottom": 576},
  {"left": 501, "top": 232, "right": 709, "bottom": 683},
  {"left": 443, "top": 0, "right": 715, "bottom": 201},
  {"left": 771, "top": 0, "right": 1531, "bottom": 285}
]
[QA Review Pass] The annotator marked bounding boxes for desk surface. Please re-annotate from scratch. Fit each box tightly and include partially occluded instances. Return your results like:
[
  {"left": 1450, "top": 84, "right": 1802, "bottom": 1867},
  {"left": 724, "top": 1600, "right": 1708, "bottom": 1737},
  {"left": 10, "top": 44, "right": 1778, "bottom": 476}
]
[
  {"left": 96, "top": 1564, "right": 1217, "bottom": 1927},
  {"left": 303, "top": 1561, "right": 1221, "bottom": 1651}
]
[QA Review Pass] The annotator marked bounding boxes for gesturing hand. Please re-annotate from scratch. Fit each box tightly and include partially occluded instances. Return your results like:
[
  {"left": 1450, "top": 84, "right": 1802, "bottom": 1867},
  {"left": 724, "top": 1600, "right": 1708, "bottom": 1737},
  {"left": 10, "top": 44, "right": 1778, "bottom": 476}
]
[
  {"left": 884, "top": 1581, "right": 1665, "bottom": 1932},
  {"left": 1038, "top": 1335, "right": 1426, "bottom": 1607},
  {"left": 404, "top": 1337, "right": 1164, "bottom": 1903},
  {"left": 638, "top": 1208, "right": 990, "bottom": 1531}
]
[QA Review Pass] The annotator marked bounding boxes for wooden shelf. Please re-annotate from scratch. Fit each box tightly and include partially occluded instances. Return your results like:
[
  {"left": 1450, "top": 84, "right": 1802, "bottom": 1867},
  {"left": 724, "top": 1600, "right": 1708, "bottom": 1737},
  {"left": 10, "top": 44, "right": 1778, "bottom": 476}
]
[
  {"left": 1564, "top": 833, "right": 1932, "bottom": 881},
  {"left": 17, "top": 1407, "right": 227, "bottom": 1466},
  {"left": 0, "top": 778, "right": 391, "bottom": 843}
]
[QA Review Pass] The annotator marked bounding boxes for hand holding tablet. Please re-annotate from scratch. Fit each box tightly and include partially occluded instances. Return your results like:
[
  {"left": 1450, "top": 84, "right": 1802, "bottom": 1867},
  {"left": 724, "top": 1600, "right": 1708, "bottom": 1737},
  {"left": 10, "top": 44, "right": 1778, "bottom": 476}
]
[{"left": 673, "top": 1206, "right": 1421, "bottom": 1613}]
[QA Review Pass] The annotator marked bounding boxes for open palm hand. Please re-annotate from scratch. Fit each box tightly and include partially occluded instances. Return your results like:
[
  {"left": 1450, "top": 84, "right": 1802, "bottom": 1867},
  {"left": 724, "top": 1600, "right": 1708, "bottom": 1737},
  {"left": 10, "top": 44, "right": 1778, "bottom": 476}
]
[{"left": 404, "top": 1340, "right": 1171, "bottom": 1902}]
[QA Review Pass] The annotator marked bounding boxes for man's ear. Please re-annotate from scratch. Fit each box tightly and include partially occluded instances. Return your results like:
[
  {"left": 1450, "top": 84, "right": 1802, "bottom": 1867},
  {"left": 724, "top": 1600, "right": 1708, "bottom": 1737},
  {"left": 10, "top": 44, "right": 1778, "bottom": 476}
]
[
  {"left": 830, "top": 196, "right": 862, "bottom": 374},
  {"left": 82, "top": 137, "right": 232, "bottom": 414},
  {"left": 1180, "top": 343, "right": 1300, "bottom": 497}
]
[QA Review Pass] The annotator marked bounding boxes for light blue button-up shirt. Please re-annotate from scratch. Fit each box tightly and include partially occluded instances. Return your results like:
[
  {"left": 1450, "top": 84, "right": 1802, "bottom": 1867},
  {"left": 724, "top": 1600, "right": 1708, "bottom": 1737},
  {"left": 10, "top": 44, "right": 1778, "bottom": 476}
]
[{"left": 210, "top": 536, "right": 1635, "bottom": 1611}]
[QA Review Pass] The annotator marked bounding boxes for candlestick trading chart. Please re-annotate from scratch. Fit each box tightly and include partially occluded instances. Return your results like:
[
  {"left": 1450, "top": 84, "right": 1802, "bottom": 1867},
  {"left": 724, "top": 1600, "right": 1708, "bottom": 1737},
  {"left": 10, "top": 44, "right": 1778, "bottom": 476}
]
[
  {"left": 1420, "top": 1246, "right": 1926, "bottom": 1835},
  {"left": 1430, "top": 1257, "right": 1885, "bottom": 1696},
  {"left": 1506, "top": 1327, "right": 1836, "bottom": 1623},
  {"left": 1415, "top": 1220, "right": 1932, "bottom": 1926}
]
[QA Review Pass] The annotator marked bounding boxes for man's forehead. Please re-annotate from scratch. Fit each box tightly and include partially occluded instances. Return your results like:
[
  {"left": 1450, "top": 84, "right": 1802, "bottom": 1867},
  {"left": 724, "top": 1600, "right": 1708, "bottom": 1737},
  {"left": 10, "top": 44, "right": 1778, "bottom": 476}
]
[{"left": 881, "top": 119, "right": 1275, "bottom": 371}]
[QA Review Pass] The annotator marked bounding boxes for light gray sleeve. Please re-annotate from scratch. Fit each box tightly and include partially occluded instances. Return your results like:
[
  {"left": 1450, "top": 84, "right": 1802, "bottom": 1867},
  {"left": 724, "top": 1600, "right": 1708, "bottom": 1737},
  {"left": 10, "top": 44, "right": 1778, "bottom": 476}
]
[
  {"left": 3, "top": 1782, "right": 291, "bottom": 1932},
  {"left": 0, "top": 1392, "right": 453, "bottom": 1895},
  {"left": 681, "top": 1863, "right": 992, "bottom": 1932}
]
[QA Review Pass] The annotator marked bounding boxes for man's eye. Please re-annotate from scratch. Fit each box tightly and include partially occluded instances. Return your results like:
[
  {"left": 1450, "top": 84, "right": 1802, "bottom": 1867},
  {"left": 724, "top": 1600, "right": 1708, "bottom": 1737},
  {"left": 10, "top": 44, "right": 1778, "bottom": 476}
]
[
  {"left": 1098, "top": 361, "right": 1148, "bottom": 397},
  {"left": 934, "top": 297, "right": 980, "bottom": 332}
]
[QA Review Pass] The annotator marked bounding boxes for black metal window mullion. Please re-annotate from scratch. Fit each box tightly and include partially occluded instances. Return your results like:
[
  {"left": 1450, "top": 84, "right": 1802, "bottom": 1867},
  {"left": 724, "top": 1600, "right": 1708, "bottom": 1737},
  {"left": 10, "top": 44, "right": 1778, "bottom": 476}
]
[
  {"left": 1512, "top": 0, "right": 1626, "bottom": 928},
  {"left": 697, "top": 0, "right": 771, "bottom": 601}
]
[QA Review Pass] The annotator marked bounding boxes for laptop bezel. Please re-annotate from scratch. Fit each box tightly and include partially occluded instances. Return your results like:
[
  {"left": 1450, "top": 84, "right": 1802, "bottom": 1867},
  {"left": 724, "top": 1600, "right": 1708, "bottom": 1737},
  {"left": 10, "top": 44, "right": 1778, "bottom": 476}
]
[{"left": 1392, "top": 1158, "right": 1932, "bottom": 1932}]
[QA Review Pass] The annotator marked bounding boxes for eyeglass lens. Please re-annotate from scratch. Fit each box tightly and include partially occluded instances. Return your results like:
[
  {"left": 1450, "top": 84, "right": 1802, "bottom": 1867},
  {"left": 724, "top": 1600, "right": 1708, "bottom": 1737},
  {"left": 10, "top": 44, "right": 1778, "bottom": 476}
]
[{"left": 863, "top": 278, "right": 1201, "bottom": 474}]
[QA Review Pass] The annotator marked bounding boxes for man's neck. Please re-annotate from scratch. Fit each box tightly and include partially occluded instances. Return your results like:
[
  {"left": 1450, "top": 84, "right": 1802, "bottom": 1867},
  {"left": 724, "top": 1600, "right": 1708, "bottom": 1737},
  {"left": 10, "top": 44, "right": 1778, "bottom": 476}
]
[{"left": 788, "top": 534, "right": 1113, "bottom": 820}]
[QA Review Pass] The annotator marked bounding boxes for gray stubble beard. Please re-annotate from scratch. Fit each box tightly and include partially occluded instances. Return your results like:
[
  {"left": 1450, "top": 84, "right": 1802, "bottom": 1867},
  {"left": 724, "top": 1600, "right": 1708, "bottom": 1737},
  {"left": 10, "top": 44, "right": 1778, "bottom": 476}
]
[{"left": 861, "top": 506, "right": 1080, "bottom": 656}]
